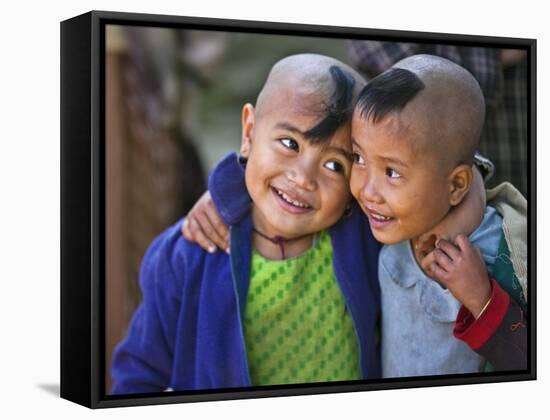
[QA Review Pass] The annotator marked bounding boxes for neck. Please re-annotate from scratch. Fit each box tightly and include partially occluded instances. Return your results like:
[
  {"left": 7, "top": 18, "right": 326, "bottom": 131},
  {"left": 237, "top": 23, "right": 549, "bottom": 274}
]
[
  {"left": 252, "top": 227, "right": 314, "bottom": 260},
  {"left": 250, "top": 206, "right": 314, "bottom": 260}
]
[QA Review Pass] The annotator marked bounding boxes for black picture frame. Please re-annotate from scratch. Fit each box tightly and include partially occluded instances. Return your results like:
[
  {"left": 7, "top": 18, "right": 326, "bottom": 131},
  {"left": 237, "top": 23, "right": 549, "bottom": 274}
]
[{"left": 61, "top": 10, "right": 536, "bottom": 409}]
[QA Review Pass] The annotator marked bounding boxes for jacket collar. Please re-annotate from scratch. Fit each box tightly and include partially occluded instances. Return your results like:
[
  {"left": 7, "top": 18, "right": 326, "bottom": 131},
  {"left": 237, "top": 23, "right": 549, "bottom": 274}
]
[
  {"left": 228, "top": 204, "right": 382, "bottom": 378},
  {"left": 228, "top": 215, "right": 253, "bottom": 321}
]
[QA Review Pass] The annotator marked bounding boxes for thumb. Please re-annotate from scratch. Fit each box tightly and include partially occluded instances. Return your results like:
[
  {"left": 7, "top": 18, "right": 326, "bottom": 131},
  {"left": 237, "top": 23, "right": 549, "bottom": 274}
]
[
  {"left": 428, "top": 262, "right": 449, "bottom": 288},
  {"left": 420, "top": 251, "right": 436, "bottom": 273},
  {"left": 454, "top": 233, "right": 472, "bottom": 252}
]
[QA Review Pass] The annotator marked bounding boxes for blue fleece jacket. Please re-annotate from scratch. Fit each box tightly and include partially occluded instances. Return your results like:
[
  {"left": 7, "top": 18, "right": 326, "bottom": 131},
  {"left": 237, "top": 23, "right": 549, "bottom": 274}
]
[{"left": 110, "top": 153, "right": 381, "bottom": 394}]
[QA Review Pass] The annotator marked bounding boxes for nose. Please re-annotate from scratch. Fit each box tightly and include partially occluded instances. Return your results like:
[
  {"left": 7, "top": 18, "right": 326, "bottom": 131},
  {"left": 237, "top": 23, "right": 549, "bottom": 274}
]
[
  {"left": 359, "top": 170, "right": 383, "bottom": 205},
  {"left": 287, "top": 159, "right": 317, "bottom": 191}
]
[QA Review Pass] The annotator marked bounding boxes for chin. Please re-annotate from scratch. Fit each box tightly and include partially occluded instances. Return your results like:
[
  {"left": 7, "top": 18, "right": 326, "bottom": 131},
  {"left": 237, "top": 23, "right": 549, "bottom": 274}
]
[
  {"left": 371, "top": 230, "right": 405, "bottom": 246},
  {"left": 281, "top": 226, "right": 313, "bottom": 239},
  {"left": 268, "top": 220, "right": 307, "bottom": 239}
]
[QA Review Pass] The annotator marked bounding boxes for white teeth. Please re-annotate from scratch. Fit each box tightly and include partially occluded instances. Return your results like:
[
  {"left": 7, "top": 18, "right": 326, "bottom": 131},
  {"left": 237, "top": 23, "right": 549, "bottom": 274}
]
[
  {"left": 371, "top": 212, "right": 391, "bottom": 221},
  {"left": 276, "top": 189, "right": 309, "bottom": 208}
]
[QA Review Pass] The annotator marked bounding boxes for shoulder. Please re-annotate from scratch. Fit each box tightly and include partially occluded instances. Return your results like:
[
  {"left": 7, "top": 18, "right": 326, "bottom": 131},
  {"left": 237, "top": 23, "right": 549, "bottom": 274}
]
[
  {"left": 143, "top": 218, "right": 206, "bottom": 265},
  {"left": 470, "top": 206, "right": 503, "bottom": 241},
  {"left": 484, "top": 205, "right": 504, "bottom": 228},
  {"left": 379, "top": 242, "right": 402, "bottom": 262},
  {"left": 139, "top": 217, "right": 211, "bottom": 292}
]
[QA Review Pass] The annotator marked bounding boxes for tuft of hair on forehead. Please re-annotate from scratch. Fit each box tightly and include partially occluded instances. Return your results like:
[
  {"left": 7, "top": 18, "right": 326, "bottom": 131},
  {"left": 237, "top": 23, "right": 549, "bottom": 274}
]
[
  {"left": 255, "top": 54, "right": 365, "bottom": 145},
  {"left": 356, "top": 68, "right": 425, "bottom": 124},
  {"left": 356, "top": 54, "right": 486, "bottom": 168},
  {"left": 302, "top": 65, "right": 357, "bottom": 143}
]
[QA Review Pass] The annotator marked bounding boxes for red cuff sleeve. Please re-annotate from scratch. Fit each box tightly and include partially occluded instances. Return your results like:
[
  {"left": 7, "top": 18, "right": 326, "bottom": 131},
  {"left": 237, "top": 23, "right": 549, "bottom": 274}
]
[{"left": 453, "top": 278, "right": 510, "bottom": 350}]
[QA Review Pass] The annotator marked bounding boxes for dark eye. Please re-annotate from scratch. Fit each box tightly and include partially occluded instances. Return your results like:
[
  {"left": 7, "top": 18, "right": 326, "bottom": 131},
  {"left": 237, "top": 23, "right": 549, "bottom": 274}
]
[
  {"left": 385, "top": 167, "right": 401, "bottom": 179},
  {"left": 352, "top": 152, "right": 365, "bottom": 165},
  {"left": 324, "top": 160, "right": 344, "bottom": 173},
  {"left": 280, "top": 138, "right": 299, "bottom": 151}
]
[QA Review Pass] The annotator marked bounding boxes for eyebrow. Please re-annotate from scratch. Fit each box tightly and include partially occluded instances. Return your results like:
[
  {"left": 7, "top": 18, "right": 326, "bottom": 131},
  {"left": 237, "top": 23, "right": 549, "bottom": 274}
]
[
  {"left": 381, "top": 155, "right": 409, "bottom": 168},
  {"left": 351, "top": 138, "right": 409, "bottom": 168},
  {"left": 277, "top": 121, "right": 353, "bottom": 162},
  {"left": 275, "top": 122, "right": 306, "bottom": 136},
  {"left": 324, "top": 146, "right": 354, "bottom": 163}
]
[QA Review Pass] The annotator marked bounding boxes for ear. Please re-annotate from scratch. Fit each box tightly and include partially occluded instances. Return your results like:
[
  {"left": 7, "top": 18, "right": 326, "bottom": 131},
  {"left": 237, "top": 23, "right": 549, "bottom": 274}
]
[
  {"left": 448, "top": 164, "right": 473, "bottom": 206},
  {"left": 240, "top": 103, "right": 255, "bottom": 158}
]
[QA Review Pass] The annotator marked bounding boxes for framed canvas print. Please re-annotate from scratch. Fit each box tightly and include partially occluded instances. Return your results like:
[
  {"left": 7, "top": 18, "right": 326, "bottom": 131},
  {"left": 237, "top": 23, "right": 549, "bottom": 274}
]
[{"left": 60, "top": 10, "right": 536, "bottom": 409}]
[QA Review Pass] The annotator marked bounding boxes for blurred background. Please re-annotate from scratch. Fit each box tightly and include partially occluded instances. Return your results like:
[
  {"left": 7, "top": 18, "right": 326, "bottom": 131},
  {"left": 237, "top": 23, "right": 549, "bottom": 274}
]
[{"left": 105, "top": 24, "right": 527, "bottom": 392}]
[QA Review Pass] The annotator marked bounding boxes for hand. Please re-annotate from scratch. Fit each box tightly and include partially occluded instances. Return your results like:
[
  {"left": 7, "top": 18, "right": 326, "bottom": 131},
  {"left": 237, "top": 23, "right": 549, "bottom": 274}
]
[
  {"left": 181, "top": 191, "right": 230, "bottom": 253},
  {"left": 420, "top": 234, "right": 492, "bottom": 318},
  {"left": 415, "top": 232, "right": 446, "bottom": 258}
]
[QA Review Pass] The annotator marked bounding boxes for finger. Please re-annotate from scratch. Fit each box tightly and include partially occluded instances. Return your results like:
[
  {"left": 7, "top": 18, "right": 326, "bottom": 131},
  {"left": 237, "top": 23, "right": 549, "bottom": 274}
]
[
  {"left": 180, "top": 219, "right": 190, "bottom": 239},
  {"left": 435, "top": 238, "right": 462, "bottom": 261},
  {"left": 420, "top": 251, "right": 437, "bottom": 273},
  {"left": 194, "top": 210, "right": 223, "bottom": 253},
  {"left": 432, "top": 248, "right": 454, "bottom": 271},
  {"left": 455, "top": 233, "right": 472, "bottom": 252},
  {"left": 436, "top": 233, "right": 449, "bottom": 244},
  {"left": 198, "top": 208, "right": 227, "bottom": 251},
  {"left": 204, "top": 199, "right": 230, "bottom": 249},
  {"left": 423, "top": 265, "right": 434, "bottom": 278},
  {"left": 429, "top": 262, "right": 449, "bottom": 285},
  {"left": 183, "top": 193, "right": 206, "bottom": 239},
  {"left": 187, "top": 216, "right": 217, "bottom": 253},
  {"left": 182, "top": 218, "right": 194, "bottom": 241}
]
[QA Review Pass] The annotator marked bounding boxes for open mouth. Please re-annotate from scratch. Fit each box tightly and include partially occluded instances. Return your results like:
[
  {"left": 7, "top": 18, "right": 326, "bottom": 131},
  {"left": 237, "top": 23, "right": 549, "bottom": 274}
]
[
  {"left": 365, "top": 207, "right": 395, "bottom": 228},
  {"left": 271, "top": 187, "right": 313, "bottom": 214}
]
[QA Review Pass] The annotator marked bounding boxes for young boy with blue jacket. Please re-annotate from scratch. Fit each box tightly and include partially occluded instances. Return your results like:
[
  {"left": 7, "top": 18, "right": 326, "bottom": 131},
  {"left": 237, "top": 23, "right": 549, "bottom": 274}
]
[{"left": 110, "top": 54, "right": 382, "bottom": 393}]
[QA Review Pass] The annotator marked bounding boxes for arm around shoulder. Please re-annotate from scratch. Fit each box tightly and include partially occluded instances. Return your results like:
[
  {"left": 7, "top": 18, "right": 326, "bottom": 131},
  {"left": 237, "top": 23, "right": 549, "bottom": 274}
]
[{"left": 453, "top": 279, "right": 527, "bottom": 371}]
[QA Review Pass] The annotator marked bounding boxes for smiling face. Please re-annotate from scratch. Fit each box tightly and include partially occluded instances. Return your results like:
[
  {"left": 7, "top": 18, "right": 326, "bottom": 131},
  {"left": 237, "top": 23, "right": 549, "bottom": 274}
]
[
  {"left": 348, "top": 56, "right": 483, "bottom": 246},
  {"left": 241, "top": 93, "right": 353, "bottom": 242},
  {"left": 349, "top": 110, "right": 453, "bottom": 245}
]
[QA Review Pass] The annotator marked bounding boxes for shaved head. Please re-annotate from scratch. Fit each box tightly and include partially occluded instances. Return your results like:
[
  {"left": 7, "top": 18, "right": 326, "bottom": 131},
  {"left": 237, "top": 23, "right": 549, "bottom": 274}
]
[
  {"left": 357, "top": 54, "right": 485, "bottom": 169},
  {"left": 255, "top": 54, "right": 365, "bottom": 143}
]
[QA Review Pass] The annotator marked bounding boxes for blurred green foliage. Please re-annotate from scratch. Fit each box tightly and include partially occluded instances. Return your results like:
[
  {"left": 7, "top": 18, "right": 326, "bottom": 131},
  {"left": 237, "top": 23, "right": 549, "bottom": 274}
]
[{"left": 194, "top": 32, "right": 350, "bottom": 170}]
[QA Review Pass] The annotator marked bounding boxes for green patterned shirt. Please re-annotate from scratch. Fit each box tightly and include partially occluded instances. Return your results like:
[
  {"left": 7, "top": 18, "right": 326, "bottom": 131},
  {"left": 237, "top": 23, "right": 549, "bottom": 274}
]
[{"left": 244, "top": 231, "right": 361, "bottom": 386}]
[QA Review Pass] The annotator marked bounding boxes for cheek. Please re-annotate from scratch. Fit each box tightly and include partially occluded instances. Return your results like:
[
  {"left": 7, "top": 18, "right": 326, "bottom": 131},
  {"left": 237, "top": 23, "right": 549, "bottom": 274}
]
[
  {"left": 244, "top": 167, "right": 257, "bottom": 197},
  {"left": 248, "top": 145, "right": 282, "bottom": 178},
  {"left": 244, "top": 160, "right": 267, "bottom": 198},
  {"left": 378, "top": 186, "right": 419, "bottom": 224},
  {"left": 392, "top": 186, "right": 443, "bottom": 232}
]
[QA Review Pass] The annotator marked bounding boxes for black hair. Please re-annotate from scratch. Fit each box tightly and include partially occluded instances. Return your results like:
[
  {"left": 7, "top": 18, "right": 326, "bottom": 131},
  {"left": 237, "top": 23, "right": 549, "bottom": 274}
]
[
  {"left": 303, "top": 65, "right": 356, "bottom": 144},
  {"left": 356, "top": 68, "right": 425, "bottom": 123}
]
